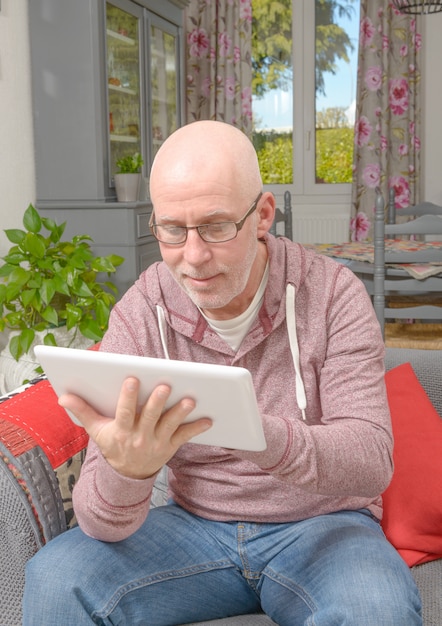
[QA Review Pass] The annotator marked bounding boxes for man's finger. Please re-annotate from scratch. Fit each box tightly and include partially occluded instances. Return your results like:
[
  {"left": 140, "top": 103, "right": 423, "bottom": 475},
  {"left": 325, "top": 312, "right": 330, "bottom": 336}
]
[{"left": 113, "top": 377, "right": 141, "bottom": 430}]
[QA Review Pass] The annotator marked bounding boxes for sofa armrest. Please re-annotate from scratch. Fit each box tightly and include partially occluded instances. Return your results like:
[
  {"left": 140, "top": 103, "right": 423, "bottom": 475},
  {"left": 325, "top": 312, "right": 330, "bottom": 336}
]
[{"left": 0, "top": 377, "right": 89, "bottom": 625}]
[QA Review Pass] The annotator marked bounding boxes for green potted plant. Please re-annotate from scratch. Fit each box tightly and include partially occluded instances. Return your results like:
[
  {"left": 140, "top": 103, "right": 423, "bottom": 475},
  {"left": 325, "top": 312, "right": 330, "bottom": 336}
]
[
  {"left": 114, "top": 152, "right": 144, "bottom": 202},
  {"left": 0, "top": 204, "right": 124, "bottom": 392}
]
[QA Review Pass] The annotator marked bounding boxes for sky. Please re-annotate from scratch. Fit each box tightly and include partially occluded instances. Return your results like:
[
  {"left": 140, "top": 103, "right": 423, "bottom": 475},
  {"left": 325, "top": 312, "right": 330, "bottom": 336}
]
[{"left": 252, "top": 4, "right": 360, "bottom": 130}]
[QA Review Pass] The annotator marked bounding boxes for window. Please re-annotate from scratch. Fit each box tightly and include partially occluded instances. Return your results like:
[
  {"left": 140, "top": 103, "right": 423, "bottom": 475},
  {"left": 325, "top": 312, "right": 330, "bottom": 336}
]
[{"left": 252, "top": 0, "right": 360, "bottom": 198}]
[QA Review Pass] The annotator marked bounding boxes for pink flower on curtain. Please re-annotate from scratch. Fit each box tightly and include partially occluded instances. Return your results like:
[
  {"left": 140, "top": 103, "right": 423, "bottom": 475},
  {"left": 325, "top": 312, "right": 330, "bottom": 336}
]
[
  {"left": 225, "top": 76, "right": 236, "bottom": 101},
  {"left": 241, "top": 86, "right": 252, "bottom": 120},
  {"left": 201, "top": 77, "right": 212, "bottom": 98},
  {"left": 185, "top": 0, "right": 252, "bottom": 135},
  {"left": 351, "top": 3, "right": 421, "bottom": 240},
  {"left": 240, "top": 0, "right": 252, "bottom": 21},
  {"left": 355, "top": 116, "right": 372, "bottom": 146},
  {"left": 360, "top": 17, "right": 376, "bottom": 47},
  {"left": 188, "top": 28, "right": 210, "bottom": 58},
  {"left": 350, "top": 212, "right": 371, "bottom": 242},
  {"left": 218, "top": 32, "right": 232, "bottom": 57},
  {"left": 414, "top": 32, "right": 422, "bottom": 51},
  {"left": 389, "top": 175, "right": 410, "bottom": 208},
  {"left": 398, "top": 143, "right": 409, "bottom": 157},
  {"left": 389, "top": 78, "right": 409, "bottom": 115},
  {"left": 365, "top": 66, "right": 382, "bottom": 91},
  {"left": 362, "top": 163, "right": 381, "bottom": 188}
]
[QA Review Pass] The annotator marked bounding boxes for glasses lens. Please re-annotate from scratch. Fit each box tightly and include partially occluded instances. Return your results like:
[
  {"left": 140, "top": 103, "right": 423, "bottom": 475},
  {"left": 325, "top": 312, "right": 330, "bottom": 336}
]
[
  {"left": 153, "top": 225, "right": 187, "bottom": 244},
  {"left": 199, "top": 222, "right": 237, "bottom": 243}
]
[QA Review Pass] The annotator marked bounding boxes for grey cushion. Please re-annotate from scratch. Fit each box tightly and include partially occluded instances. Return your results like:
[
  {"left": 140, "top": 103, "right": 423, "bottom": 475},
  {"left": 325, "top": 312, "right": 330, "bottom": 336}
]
[{"left": 412, "top": 560, "right": 442, "bottom": 626}]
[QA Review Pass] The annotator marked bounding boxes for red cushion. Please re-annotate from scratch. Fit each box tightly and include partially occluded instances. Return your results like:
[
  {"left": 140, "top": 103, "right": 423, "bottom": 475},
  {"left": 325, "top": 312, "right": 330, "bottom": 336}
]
[
  {"left": 382, "top": 362, "right": 442, "bottom": 567},
  {"left": 0, "top": 379, "right": 88, "bottom": 468}
]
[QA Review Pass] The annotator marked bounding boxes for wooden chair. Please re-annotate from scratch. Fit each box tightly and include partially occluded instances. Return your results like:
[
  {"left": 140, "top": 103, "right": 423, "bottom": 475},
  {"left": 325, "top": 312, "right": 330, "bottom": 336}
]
[
  {"left": 387, "top": 186, "right": 442, "bottom": 223},
  {"left": 270, "top": 190, "right": 292, "bottom": 239},
  {"left": 373, "top": 190, "right": 442, "bottom": 348}
]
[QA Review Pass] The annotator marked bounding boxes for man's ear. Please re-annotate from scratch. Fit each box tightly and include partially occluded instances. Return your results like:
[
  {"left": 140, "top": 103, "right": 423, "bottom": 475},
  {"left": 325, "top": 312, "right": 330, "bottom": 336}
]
[{"left": 256, "top": 192, "right": 276, "bottom": 237}]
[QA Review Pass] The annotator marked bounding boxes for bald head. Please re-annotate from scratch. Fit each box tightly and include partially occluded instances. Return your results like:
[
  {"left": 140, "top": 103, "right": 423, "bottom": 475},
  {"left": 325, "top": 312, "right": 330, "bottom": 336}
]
[{"left": 149, "top": 121, "right": 262, "bottom": 205}]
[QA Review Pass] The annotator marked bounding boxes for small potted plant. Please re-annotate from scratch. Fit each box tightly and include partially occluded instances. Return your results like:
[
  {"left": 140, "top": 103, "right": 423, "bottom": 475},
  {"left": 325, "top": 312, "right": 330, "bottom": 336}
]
[
  {"left": 0, "top": 204, "right": 124, "bottom": 392},
  {"left": 114, "top": 152, "right": 144, "bottom": 202}
]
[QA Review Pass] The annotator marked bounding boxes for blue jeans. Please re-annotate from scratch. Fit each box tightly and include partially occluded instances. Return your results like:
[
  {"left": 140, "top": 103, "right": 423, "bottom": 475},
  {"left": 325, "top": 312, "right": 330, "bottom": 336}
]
[{"left": 23, "top": 504, "right": 422, "bottom": 625}]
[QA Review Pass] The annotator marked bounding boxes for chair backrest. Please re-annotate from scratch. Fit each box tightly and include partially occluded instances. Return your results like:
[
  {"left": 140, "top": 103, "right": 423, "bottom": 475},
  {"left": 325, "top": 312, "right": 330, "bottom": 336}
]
[
  {"left": 373, "top": 190, "right": 442, "bottom": 335},
  {"left": 387, "top": 187, "right": 442, "bottom": 223},
  {"left": 270, "top": 190, "right": 293, "bottom": 239}
]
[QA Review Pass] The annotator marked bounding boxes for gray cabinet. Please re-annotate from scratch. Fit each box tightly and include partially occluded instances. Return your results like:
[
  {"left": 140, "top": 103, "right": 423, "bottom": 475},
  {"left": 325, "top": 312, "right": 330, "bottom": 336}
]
[{"left": 28, "top": 0, "right": 189, "bottom": 295}]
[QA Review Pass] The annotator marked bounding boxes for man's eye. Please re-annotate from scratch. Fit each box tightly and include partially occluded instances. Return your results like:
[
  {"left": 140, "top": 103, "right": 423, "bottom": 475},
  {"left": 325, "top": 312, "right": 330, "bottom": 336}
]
[
  {"left": 163, "top": 226, "right": 185, "bottom": 236},
  {"left": 205, "top": 223, "right": 229, "bottom": 234}
]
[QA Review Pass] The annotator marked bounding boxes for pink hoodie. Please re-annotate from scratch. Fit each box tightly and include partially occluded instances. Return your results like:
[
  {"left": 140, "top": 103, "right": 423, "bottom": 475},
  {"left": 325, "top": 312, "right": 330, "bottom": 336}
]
[{"left": 73, "top": 234, "right": 393, "bottom": 541}]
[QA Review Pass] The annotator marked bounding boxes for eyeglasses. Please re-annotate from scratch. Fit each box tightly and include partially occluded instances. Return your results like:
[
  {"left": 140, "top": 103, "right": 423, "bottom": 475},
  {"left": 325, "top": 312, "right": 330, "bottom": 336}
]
[{"left": 149, "top": 192, "right": 263, "bottom": 245}]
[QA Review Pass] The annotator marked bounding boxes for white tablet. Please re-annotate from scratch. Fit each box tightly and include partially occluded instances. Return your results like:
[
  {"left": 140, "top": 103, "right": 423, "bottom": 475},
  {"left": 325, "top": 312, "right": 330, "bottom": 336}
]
[{"left": 34, "top": 345, "right": 266, "bottom": 451}]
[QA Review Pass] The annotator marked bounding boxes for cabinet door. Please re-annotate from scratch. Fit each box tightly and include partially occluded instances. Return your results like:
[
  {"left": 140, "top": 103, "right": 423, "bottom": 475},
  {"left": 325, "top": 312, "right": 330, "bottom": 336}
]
[
  {"left": 147, "top": 13, "right": 182, "bottom": 165},
  {"left": 105, "top": 0, "right": 145, "bottom": 184}
]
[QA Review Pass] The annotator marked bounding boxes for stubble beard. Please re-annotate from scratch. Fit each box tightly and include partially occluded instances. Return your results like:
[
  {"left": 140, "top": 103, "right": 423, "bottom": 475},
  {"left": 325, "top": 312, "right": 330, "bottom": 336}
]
[{"left": 174, "top": 237, "right": 258, "bottom": 311}]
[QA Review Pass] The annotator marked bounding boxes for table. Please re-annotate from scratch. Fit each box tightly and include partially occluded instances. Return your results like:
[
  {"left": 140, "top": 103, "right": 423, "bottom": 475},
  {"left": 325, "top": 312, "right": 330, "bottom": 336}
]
[{"left": 304, "top": 240, "right": 442, "bottom": 300}]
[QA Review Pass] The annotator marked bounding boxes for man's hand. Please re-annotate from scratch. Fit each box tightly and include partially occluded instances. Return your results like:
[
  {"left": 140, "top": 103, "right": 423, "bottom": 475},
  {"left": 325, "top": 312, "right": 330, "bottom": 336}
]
[{"left": 58, "top": 377, "right": 212, "bottom": 479}]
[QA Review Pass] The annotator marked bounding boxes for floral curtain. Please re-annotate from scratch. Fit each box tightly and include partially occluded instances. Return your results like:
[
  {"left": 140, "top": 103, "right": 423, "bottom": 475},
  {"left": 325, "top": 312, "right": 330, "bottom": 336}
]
[
  {"left": 185, "top": 0, "right": 253, "bottom": 135},
  {"left": 350, "top": 1, "right": 422, "bottom": 241}
]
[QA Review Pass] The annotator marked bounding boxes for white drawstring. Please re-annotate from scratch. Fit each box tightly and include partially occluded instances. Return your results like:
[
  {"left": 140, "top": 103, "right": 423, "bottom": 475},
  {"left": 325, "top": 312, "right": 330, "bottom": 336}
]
[
  {"left": 156, "top": 305, "right": 170, "bottom": 360},
  {"left": 286, "top": 283, "right": 307, "bottom": 420}
]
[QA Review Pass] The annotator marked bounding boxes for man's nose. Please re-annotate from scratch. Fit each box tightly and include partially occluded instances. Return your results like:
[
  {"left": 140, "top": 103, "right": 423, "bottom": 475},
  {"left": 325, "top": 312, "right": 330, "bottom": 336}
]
[{"left": 182, "top": 228, "right": 213, "bottom": 265}]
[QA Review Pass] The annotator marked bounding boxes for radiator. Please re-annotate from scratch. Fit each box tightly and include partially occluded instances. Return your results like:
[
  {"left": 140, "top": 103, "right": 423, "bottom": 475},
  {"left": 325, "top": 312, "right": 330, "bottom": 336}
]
[{"left": 292, "top": 215, "right": 350, "bottom": 244}]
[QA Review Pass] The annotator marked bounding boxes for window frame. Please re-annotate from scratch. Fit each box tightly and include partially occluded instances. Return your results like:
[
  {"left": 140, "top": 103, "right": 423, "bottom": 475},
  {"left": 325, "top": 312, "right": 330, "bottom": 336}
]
[{"left": 255, "top": 0, "right": 356, "bottom": 206}]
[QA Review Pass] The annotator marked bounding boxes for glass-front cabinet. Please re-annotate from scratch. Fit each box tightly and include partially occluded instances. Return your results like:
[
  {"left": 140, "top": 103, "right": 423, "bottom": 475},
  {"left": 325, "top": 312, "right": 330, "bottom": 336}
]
[
  {"left": 106, "top": 3, "right": 143, "bottom": 178},
  {"left": 104, "top": 0, "right": 182, "bottom": 186},
  {"left": 149, "top": 14, "right": 180, "bottom": 164},
  {"left": 29, "top": 0, "right": 188, "bottom": 296}
]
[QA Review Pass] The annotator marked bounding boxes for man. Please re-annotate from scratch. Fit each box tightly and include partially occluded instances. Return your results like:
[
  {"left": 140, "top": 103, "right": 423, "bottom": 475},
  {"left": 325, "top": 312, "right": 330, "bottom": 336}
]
[{"left": 23, "top": 121, "right": 421, "bottom": 625}]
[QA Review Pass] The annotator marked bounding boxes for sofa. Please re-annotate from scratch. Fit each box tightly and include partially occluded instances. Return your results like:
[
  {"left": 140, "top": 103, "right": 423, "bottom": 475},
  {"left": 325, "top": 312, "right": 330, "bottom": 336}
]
[{"left": 0, "top": 347, "right": 441, "bottom": 626}]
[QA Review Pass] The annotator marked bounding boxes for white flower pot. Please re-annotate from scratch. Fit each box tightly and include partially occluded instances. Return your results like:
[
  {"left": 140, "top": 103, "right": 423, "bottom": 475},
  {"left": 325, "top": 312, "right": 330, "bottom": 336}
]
[
  {"left": 0, "top": 328, "right": 94, "bottom": 395},
  {"left": 114, "top": 173, "right": 141, "bottom": 202}
]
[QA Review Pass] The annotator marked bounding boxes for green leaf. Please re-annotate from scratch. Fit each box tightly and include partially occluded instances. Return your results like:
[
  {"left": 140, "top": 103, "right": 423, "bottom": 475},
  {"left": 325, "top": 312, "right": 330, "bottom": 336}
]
[
  {"left": 73, "top": 280, "right": 94, "bottom": 298},
  {"left": 4, "top": 229, "right": 26, "bottom": 245},
  {"left": 95, "top": 298, "right": 110, "bottom": 328},
  {"left": 2, "top": 252, "right": 27, "bottom": 265},
  {"left": 9, "top": 334, "right": 23, "bottom": 361},
  {"left": 20, "top": 328, "right": 36, "bottom": 354},
  {"left": 23, "top": 232, "right": 47, "bottom": 259},
  {"left": 40, "top": 305, "right": 59, "bottom": 326},
  {"left": 21, "top": 288, "right": 37, "bottom": 307},
  {"left": 65, "top": 304, "right": 82, "bottom": 329},
  {"left": 23, "top": 204, "right": 42, "bottom": 233},
  {"left": 108, "top": 254, "right": 124, "bottom": 268},
  {"left": 79, "top": 319, "right": 104, "bottom": 342},
  {"left": 40, "top": 279, "right": 56, "bottom": 306},
  {"left": 92, "top": 257, "right": 117, "bottom": 273},
  {"left": 28, "top": 274, "right": 43, "bottom": 289},
  {"left": 43, "top": 332, "right": 57, "bottom": 347},
  {"left": 0, "top": 263, "right": 16, "bottom": 278},
  {"left": 72, "top": 234, "right": 93, "bottom": 245},
  {"left": 53, "top": 275, "right": 71, "bottom": 297},
  {"left": 9, "top": 329, "right": 35, "bottom": 360},
  {"left": 11, "top": 266, "right": 31, "bottom": 285}
]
